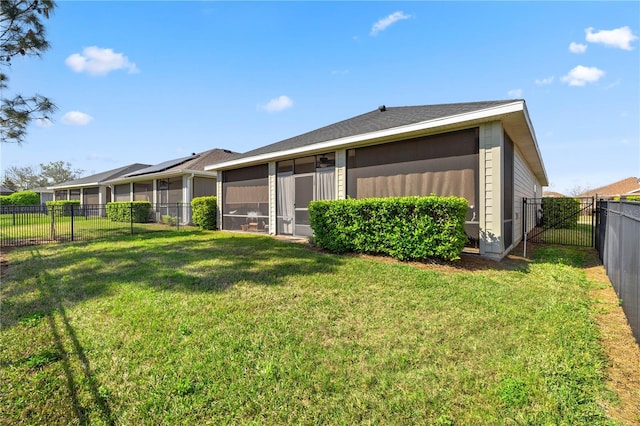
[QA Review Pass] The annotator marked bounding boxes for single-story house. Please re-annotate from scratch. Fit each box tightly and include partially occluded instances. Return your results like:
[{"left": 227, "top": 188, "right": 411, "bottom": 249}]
[
  {"left": 578, "top": 177, "right": 640, "bottom": 199},
  {"left": 102, "top": 148, "right": 237, "bottom": 223},
  {"left": 205, "top": 100, "right": 548, "bottom": 260},
  {"left": 28, "top": 187, "right": 54, "bottom": 204},
  {"left": 49, "top": 163, "right": 151, "bottom": 204},
  {"left": 0, "top": 185, "right": 15, "bottom": 196}
]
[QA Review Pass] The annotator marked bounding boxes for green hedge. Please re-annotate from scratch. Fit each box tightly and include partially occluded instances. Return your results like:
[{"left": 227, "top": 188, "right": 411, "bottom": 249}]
[
  {"left": 309, "top": 196, "right": 468, "bottom": 261},
  {"left": 45, "top": 200, "right": 81, "bottom": 216},
  {"left": 106, "top": 201, "right": 151, "bottom": 223},
  {"left": 541, "top": 197, "right": 581, "bottom": 229},
  {"left": 191, "top": 196, "right": 217, "bottom": 230},
  {"left": 613, "top": 195, "right": 640, "bottom": 202},
  {"left": 0, "top": 191, "right": 40, "bottom": 205}
]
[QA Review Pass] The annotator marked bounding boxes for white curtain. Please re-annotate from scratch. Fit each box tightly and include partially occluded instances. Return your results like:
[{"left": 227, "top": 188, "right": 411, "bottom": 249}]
[
  {"left": 277, "top": 173, "right": 294, "bottom": 234},
  {"left": 315, "top": 168, "right": 335, "bottom": 201}
]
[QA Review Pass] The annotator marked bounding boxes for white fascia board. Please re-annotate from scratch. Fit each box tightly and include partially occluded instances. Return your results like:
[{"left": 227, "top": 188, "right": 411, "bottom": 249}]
[
  {"left": 521, "top": 103, "right": 549, "bottom": 185},
  {"left": 48, "top": 182, "right": 101, "bottom": 190},
  {"left": 205, "top": 101, "right": 526, "bottom": 171}
]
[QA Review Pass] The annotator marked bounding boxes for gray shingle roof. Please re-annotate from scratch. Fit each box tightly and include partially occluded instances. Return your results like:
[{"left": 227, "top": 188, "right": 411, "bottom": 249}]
[
  {"left": 232, "top": 100, "right": 517, "bottom": 160},
  {"left": 49, "top": 163, "right": 151, "bottom": 188},
  {"left": 122, "top": 148, "right": 238, "bottom": 178}
]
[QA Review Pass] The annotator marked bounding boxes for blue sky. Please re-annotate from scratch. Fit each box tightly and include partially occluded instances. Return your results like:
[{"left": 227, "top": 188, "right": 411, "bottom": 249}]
[{"left": 2, "top": 1, "right": 638, "bottom": 195}]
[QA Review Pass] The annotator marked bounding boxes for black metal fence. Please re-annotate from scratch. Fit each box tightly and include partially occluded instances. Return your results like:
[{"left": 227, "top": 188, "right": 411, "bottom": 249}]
[
  {"left": 523, "top": 197, "right": 596, "bottom": 247},
  {"left": 1, "top": 203, "right": 194, "bottom": 247},
  {"left": 596, "top": 200, "right": 640, "bottom": 345}
]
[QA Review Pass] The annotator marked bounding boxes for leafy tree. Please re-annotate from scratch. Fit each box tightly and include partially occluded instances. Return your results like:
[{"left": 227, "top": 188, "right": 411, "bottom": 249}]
[
  {"left": 1, "top": 160, "right": 83, "bottom": 190},
  {"left": 40, "top": 160, "right": 83, "bottom": 185},
  {"left": 1, "top": 0, "right": 57, "bottom": 144}
]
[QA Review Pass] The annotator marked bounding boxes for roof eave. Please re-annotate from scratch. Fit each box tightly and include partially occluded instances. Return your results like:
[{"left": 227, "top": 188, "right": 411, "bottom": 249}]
[
  {"left": 205, "top": 101, "right": 541, "bottom": 172},
  {"left": 103, "top": 169, "right": 218, "bottom": 185},
  {"left": 48, "top": 182, "right": 102, "bottom": 190}
]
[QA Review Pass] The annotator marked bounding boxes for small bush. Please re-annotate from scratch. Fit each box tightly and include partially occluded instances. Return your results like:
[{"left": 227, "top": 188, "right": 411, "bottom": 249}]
[
  {"left": 10, "top": 191, "right": 40, "bottom": 205},
  {"left": 613, "top": 195, "right": 640, "bottom": 202},
  {"left": 191, "top": 196, "right": 217, "bottom": 230},
  {"left": 46, "top": 200, "right": 81, "bottom": 216},
  {"left": 0, "top": 191, "right": 40, "bottom": 205},
  {"left": 541, "top": 198, "right": 581, "bottom": 229},
  {"left": 106, "top": 201, "right": 151, "bottom": 223},
  {"left": 162, "top": 215, "right": 177, "bottom": 226},
  {"left": 309, "top": 196, "right": 468, "bottom": 261}
]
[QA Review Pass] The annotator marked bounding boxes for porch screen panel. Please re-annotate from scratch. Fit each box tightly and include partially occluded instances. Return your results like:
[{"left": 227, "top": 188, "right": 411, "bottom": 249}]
[
  {"left": 277, "top": 172, "right": 294, "bottom": 235},
  {"left": 346, "top": 128, "right": 479, "bottom": 240},
  {"left": 83, "top": 187, "right": 99, "bottom": 204},
  {"left": 168, "top": 178, "right": 182, "bottom": 204},
  {"left": 133, "top": 181, "right": 153, "bottom": 201},
  {"left": 113, "top": 184, "right": 130, "bottom": 202},
  {"left": 55, "top": 190, "right": 68, "bottom": 200},
  {"left": 193, "top": 177, "right": 217, "bottom": 198},
  {"left": 69, "top": 189, "right": 81, "bottom": 201},
  {"left": 222, "top": 164, "right": 269, "bottom": 231}
]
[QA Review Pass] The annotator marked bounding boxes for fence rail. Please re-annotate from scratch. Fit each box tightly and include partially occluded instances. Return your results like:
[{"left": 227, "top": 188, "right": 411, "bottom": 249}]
[
  {"left": 597, "top": 200, "right": 640, "bottom": 345},
  {"left": 1, "top": 203, "right": 194, "bottom": 247}
]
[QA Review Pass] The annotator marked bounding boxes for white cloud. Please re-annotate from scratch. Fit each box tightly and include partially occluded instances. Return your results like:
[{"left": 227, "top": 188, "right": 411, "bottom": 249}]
[
  {"left": 535, "top": 76, "right": 555, "bottom": 86},
  {"left": 65, "top": 46, "right": 139, "bottom": 76},
  {"left": 61, "top": 111, "right": 94, "bottom": 126},
  {"left": 561, "top": 65, "right": 605, "bottom": 86},
  {"left": 86, "top": 153, "right": 115, "bottom": 162},
  {"left": 507, "top": 89, "right": 523, "bottom": 98},
  {"left": 569, "top": 42, "right": 587, "bottom": 53},
  {"left": 35, "top": 118, "right": 53, "bottom": 128},
  {"left": 370, "top": 11, "right": 411, "bottom": 36},
  {"left": 585, "top": 26, "right": 638, "bottom": 50},
  {"left": 258, "top": 95, "right": 293, "bottom": 112},
  {"left": 331, "top": 69, "right": 350, "bottom": 75}
]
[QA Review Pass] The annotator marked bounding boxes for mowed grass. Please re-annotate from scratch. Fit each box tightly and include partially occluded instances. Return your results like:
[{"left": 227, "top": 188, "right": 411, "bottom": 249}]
[
  {"left": 0, "top": 213, "right": 180, "bottom": 245},
  {"left": 0, "top": 231, "right": 620, "bottom": 425}
]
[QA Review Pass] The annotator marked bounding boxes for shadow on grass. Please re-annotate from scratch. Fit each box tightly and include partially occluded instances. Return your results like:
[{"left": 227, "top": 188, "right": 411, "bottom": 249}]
[{"left": 2, "top": 230, "right": 344, "bottom": 329}]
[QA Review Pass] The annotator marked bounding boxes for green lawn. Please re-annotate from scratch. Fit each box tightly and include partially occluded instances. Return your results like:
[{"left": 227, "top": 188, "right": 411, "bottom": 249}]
[
  {"left": 0, "top": 213, "right": 183, "bottom": 245},
  {"left": 0, "top": 231, "right": 620, "bottom": 425}
]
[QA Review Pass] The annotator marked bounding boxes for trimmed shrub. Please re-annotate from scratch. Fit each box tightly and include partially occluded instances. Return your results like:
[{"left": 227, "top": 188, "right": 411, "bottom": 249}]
[
  {"left": 46, "top": 200, "right": 81, "bottom": 216},
  {"left": 0, "top": 191, "right": 40, "bottom": 205},
  {"left": 191, "top": 196, "right": 217, "bottom": 230},
  {"left": 309, "top": 196, "right": 468, "bottom": 261},
  {"left": 106, "top": 201, "right": 151, "bottom": 223},
  {"left": 10, "top": 191, "right": 40, "bottom": 205},
  {"left": 541, "top": 197, "right": 581, "bottom": 229},
  {"left": 613, "top": 195, "right": 640, "bottom": 202}
]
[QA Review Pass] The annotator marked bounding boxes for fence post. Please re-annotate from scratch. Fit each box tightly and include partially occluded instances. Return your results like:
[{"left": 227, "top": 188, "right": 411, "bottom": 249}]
[
  {"left": 50, "top": 205, "right": 56, "bottom": 240},
  {"left": 177, "top": 202, "right": 181, "bottom": 230},
  {"left": 523, "top": 198, "right": 528, "bottom": 257},
  {"left": 71, "top": 204, "right": 75, "bottom": 242},
  {"left": 130, "top": 202, "right": 134, "bottom": 235}
]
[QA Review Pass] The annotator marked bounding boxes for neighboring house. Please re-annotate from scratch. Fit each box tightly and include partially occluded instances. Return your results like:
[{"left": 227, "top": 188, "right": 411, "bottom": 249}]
[
  {"left": 578, "top": 177, "right": 640, "bottom": 199},
  {"left": 29, "top": 187, "right": 54, "bottom": 204},
  {"left": 204, "top": 100, "right": 548, "bottom": 260},
  {"left": 49, "top": 163, "right": 151, "bottom": 204},
  {"left": 0, "top": 185, "right": 15, "bottom": 196},
  {"left": 102, "top": 148, "right": 238, "bottom": 223},
  {"left": 543, "top": 191, "right": 565, "bottom": 198}
]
